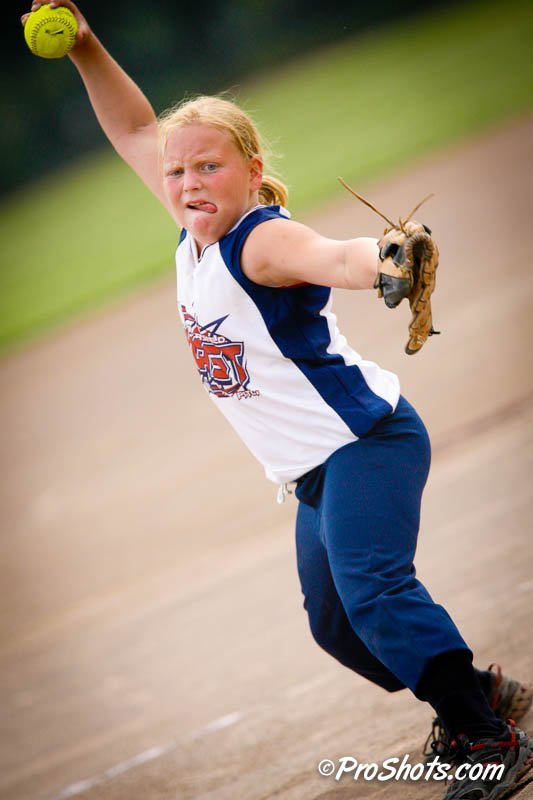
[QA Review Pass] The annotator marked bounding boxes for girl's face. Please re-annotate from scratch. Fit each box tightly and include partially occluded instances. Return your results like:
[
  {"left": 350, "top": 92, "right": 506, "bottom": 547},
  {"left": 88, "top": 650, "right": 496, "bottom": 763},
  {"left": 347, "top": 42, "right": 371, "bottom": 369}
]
[{"left": 163, "top": 124, "right": 263, "bottom": 249}]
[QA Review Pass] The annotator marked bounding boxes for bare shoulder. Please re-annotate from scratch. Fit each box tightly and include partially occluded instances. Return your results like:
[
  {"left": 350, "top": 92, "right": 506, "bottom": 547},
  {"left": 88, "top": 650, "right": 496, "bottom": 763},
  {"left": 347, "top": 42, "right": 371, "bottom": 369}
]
[{"left": 242, "top": 216, "right": 337, "bottom": 287}]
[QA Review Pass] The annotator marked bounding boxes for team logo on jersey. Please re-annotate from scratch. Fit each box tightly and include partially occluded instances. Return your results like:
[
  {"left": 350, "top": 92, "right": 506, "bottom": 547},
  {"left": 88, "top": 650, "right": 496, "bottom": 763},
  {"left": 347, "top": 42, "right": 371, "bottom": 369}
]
[{"left": 181, "top": 306, "right": 254, "bottom": 398}]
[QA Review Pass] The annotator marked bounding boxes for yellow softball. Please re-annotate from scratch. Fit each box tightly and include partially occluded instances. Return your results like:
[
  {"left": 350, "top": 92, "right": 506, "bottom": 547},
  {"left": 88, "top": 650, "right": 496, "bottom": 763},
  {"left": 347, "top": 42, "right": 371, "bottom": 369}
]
[{"left": 24, "top": 4, "right": 78, "bottom": 59}]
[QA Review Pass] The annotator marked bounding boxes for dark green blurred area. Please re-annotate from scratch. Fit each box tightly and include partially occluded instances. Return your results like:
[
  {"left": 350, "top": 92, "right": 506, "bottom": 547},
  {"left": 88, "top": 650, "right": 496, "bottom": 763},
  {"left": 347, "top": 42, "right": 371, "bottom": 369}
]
[{"left": 7, "top": 0, "right": 457, "bottom": 197}]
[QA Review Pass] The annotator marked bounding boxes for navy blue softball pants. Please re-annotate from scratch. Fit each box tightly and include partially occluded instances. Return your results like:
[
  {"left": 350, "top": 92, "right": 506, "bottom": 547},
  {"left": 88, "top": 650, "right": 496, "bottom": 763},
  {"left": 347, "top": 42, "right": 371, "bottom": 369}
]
[{"left": 295, "top": 395, "right": 470, "bottom": 694}]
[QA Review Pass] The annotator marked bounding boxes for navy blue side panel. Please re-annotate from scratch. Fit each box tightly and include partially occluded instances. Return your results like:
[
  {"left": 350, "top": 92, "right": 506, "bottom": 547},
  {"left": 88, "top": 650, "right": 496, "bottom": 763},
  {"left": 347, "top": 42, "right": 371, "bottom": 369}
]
[{"left": 219, "top": 207, "right": 393, "bottom": 436}]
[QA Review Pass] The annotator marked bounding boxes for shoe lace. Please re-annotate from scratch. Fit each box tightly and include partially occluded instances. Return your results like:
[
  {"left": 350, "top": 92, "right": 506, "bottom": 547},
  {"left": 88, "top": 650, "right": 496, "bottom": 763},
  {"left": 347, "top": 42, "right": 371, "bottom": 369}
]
[
  {"left": 467, "top": 719, "right": 519, "bottom": 756},
  {"left": 423, "top": 716, "right": 454, "bottom": 759},
  {"left": 447, "top": 720, "right": 522, "bottom": 770}
]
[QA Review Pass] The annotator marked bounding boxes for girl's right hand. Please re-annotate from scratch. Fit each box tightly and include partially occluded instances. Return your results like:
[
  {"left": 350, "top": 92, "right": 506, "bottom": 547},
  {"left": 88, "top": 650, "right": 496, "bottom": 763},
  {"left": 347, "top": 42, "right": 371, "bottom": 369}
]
[{"left": 21, "top": 1, "right": 93, "bottom": 50}]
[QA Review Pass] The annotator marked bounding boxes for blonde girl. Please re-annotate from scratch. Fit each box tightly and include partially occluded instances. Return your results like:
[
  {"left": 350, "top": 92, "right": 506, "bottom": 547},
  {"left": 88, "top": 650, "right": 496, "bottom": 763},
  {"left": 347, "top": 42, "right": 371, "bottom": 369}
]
[{"left": 21, "top": 4, "right": 533, "bottom": 799}]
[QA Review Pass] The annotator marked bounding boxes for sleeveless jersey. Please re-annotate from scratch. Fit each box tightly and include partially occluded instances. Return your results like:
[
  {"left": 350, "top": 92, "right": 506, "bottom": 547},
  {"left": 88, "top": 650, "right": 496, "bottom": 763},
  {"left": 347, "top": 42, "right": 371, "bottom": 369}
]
[{"left": 176, "top": 205, "right": 400, "bottom": 484}]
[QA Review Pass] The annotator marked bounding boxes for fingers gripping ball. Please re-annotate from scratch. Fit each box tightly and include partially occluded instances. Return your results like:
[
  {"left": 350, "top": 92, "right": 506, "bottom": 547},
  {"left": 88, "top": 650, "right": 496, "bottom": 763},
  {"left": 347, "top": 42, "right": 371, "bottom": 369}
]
[{"left": 24, "top": 4, "right": 78, "bottom": 59}]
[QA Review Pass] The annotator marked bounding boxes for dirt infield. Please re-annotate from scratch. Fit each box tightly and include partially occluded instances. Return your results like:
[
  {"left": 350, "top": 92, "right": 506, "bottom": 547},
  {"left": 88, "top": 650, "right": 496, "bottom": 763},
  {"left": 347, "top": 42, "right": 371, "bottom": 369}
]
[{"left": 1, "top": 113, "right": 532, "bottom": 800}]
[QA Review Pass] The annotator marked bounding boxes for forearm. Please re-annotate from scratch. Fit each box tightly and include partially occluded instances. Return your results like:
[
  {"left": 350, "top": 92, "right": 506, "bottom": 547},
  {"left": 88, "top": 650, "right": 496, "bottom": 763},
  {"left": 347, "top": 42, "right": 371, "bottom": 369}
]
[
  {"left": 69, "top": 33, "right": 157, "bottom": 148},
  {"left": 342, "top": 237, "right": 379, "bottom": 290}
]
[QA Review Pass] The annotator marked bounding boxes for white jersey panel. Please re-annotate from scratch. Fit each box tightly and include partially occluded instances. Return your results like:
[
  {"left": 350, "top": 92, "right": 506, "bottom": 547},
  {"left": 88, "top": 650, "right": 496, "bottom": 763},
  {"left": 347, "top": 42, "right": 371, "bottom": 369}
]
[
  {"left": 320, "top": 297, "right": 399, "bottom": 406},
  {"left": 176, "top": 206, "right": 400, "bottom": 484}
]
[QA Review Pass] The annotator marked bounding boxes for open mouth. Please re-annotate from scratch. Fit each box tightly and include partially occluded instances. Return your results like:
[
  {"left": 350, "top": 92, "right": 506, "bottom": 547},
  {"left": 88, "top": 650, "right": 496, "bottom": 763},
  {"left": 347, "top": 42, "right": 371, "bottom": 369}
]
[{"left": 187, "top": 201, "right": 217, "bottom": 214}]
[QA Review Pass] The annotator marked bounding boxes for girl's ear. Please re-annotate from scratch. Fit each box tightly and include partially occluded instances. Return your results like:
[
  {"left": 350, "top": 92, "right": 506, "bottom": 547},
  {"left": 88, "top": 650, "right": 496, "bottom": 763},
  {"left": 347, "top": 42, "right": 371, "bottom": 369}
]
[{"left": 249, "top": 155, "right": 264, "bottom": 190}]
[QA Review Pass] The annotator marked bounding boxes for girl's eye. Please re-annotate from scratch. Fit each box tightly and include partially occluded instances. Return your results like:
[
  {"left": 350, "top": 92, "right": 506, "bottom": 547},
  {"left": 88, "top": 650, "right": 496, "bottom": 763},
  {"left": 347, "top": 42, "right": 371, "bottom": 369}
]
[{"left": 202, "top": 163, "right": 218, "bottom": 172}]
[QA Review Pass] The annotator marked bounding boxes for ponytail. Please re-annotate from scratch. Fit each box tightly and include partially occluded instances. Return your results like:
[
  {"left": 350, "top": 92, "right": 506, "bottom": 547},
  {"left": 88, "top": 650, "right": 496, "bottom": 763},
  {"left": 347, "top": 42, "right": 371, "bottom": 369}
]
[{"left": 259, "top": 175, "right": 289, "bottom": 207}]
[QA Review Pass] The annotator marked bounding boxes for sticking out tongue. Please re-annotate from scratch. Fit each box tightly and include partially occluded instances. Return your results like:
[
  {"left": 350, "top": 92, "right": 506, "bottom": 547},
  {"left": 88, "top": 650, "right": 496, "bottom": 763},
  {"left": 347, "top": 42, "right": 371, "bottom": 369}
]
[{"left": 190, "top": 202, "right": 217, "bottom": 213}]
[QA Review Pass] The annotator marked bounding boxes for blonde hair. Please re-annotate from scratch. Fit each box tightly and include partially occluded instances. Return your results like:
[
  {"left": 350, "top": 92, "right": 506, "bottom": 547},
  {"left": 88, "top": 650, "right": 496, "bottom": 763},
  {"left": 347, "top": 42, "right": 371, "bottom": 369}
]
[{"left": 158, "top": 95, "right": 289, "bottom": 208}]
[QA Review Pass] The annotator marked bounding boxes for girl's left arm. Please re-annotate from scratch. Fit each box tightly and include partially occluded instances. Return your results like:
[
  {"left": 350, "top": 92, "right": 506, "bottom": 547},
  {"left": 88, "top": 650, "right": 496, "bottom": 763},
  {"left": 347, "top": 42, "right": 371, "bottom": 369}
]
[{"left": 241, "top": 218, "right": 378, "bottom": 290}]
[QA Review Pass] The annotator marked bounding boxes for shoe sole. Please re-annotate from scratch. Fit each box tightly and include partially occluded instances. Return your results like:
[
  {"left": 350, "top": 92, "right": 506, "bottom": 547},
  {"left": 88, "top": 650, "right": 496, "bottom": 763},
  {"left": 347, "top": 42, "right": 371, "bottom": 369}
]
[
  {"left": 484, "top": 733, "right": 533, "bottom": 800},
  {"left": 497, "top": 762, "right": 533, "bottom": 800},
  {"left": 443, "top": 732, "right": 533, "bottom": 800}
]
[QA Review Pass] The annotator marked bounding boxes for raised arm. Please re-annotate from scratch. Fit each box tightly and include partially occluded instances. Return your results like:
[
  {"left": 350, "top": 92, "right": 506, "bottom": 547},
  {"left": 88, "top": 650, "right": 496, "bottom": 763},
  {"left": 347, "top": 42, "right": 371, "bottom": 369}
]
[{"left": 22, "top": 1, "right": 170, "bottom": 212}]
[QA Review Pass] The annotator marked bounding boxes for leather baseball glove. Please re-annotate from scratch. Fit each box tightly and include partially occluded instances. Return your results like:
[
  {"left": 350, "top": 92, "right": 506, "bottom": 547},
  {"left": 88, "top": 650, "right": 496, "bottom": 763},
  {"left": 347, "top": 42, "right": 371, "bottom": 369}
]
[
  {"left": 376, "top": 220, "right": 440, "bottom": 354},
  {"left": 338, "top": 178, "right": 440, "bottom": 355}
]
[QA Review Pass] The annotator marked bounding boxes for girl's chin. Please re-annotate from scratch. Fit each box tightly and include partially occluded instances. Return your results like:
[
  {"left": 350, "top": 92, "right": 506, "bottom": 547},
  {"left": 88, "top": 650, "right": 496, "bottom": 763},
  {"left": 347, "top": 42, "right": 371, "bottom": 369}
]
[
  {"left": 188, "top": 214, "right": 225, "bottom": 241},
  {"left": 178, "top": 207, "right": 242, "bottom": 242}
]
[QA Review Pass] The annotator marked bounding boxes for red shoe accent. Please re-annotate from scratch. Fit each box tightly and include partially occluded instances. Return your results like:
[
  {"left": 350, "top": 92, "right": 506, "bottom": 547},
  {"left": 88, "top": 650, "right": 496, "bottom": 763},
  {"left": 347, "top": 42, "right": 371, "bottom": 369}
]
[{"left": 469, "top": 720, "right": 519, "bottom": 752}]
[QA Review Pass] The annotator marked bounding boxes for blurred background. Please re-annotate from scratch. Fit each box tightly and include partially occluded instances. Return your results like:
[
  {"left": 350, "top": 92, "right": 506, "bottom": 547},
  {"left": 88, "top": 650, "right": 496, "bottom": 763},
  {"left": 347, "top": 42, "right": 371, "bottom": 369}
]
[
  {"left": 6, "top": 0, "right": 460, "bottom": 198},
  {"left": 3, "top": 0, "right": 531, "bottom": 353}
]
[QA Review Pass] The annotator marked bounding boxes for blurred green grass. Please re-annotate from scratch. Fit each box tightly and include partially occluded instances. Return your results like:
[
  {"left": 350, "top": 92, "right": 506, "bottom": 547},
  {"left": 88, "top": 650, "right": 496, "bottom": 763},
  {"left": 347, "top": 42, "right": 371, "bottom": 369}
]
[{"left": 1, "top": 0, "right": 531, "bottom": 352}]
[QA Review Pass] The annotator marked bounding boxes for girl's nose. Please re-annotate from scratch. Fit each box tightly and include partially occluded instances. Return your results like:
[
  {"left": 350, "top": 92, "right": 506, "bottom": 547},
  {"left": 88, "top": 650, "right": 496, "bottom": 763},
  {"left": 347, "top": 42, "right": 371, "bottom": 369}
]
[{"left": 183, "top": 168, "right": 201, "bottom": 192}]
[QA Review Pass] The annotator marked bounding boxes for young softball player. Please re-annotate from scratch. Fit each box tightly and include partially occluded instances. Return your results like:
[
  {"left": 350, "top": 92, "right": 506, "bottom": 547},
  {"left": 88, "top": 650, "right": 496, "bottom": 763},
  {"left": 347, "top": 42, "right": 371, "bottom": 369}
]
[{"left": 22, "top": 3, "right": 532, "bottom": 797}]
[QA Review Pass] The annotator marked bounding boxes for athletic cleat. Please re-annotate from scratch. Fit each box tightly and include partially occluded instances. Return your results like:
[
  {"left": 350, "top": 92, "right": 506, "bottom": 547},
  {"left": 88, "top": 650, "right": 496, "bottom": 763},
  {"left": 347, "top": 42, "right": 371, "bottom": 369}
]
[
  {"left": 423, "top": 664, "right": 533, "bottom": 762},
  {"left": 442, "top": 720, "right": 533, "bottom": 800}
]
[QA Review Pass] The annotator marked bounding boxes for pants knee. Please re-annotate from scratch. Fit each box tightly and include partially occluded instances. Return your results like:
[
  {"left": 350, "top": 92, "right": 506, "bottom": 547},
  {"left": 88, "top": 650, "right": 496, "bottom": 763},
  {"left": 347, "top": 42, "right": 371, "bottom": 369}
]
[{"left": 303, "top": 596, "right": 405, "bottom": 693}]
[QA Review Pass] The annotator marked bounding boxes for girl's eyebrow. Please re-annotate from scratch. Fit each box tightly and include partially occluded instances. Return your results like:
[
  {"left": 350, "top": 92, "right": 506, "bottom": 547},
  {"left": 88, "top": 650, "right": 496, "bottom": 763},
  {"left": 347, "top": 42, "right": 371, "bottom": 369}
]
[
  {"left": 164, "top": 150, "right": 224, "bottom": 169},
  {"left": 164, "top": 160, "right": 183, "bottom": 170},
  {"left": 164, "top": 151, "right": 224, "bottom": 168}
]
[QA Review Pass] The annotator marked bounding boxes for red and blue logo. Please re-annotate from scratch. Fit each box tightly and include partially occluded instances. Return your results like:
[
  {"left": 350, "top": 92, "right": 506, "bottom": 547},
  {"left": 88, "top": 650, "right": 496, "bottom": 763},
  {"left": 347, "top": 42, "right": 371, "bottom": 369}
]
[{"left": 181, "top": 307, "right": 251, "bottom": 398}]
